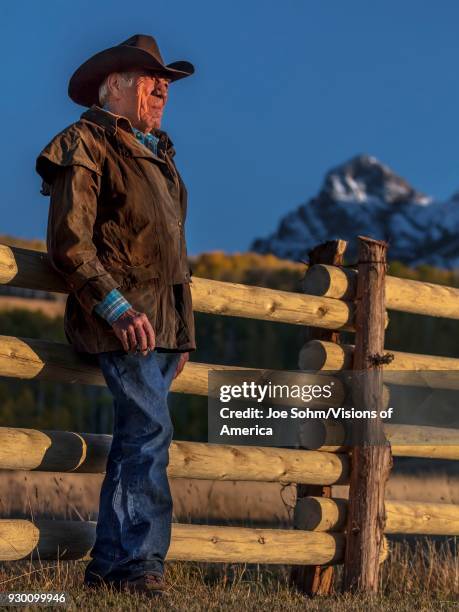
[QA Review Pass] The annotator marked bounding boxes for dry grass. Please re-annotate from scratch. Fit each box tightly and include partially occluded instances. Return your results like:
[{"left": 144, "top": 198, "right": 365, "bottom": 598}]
[
  {"left": 0, "top": 541, "right": 456, "bottom": 611},
  {"left": 0, "top": 471, "right": 457, "bottom": 609}
]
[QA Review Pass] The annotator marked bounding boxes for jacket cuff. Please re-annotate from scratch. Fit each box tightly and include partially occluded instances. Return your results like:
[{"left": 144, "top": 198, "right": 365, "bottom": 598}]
[
  {"left": 73, "top": 272, "right": 121, "bottom": 315},
  {"left": 94, "top": 288, "right": 132, "bottom": 325},
  {"left": 53, "top": 258, "right": 121, "bottom": 314}
]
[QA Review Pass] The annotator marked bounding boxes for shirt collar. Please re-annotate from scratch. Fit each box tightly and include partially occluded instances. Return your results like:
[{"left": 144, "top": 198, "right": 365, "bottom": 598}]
[
  {"left": 81, "top": 105, "right": 175, "bottom": 157},
  {"left": 81, "top": 105, "right": 131, "bottom": 135},
  {"left": 131, "top": 127, "right": 159, "bottom": 156}
]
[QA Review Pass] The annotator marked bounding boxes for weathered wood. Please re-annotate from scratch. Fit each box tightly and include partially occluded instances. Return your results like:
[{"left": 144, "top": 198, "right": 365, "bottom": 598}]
[
  {"left": 303, "top": 264, "right": 357, "bottom": 301},
  {"left": 0, "top": 244, "right": 356, "bottom": 330},
  {"left": 385, "top": 424, "right": 459, "bottom": 460},
  {"left": 343, "top": 236, "right": 392, "bottom": 593},
  {"left": 299, "top": 339, "right": 459, "bottom": 372},
  {"left": 300, "top": 339, "right": 459, "bottom": 391},
  {"left": 300, "top": 241, "right": 348, "bottom": 347},
  {"left": 0, "top": 428, "right": 111, "bottom": 472},
  {"left": 291, "top": 421, "right": 459, "bottom": 461},
  {"left": 1, "top": 423, "right": 451, "bottom": 475},
  {"left": 385, "top": 500, "right": 459, "bottom": 535},
  {"left": 168, "top": 524, "right": 344, "bottom": 565},
  {"left": 193, "top": 277, "right": 355, "bottom": 329},
  {"left": 298, "top": 420, "right": 348, "bottom": 453},
  {"left": 0, "top": 335, "right": 344, "bottom": 404},
  {"left": 0, "top": 520, "right": 392, "bottom": 564},
  {"left": 170, "top": 441, "right": 349, "bottom": 484},
  {"left": 383, "top": 349, "right": 459, "bottom": 371},
  {"left": 295, "top": 497, "right": 348, "bottom": 532},
  {"left": 0, "top": 520, "right": 345, "bottom": 564},
  {"left": 0, "top": 244, "right": 67, "bottom": 292},
  {"left": 0, "top": 427, "right": 349, "bottom": 483},
  {"left": 304, "top": 263, "right": 459, "bottom": 319},
  {"left": 0, "top": 520, "right": 94, "bottom": 561},
  {"left": 299, "top": 339, "right": 354, "bottom": 371},
  {"left": 292, "top": 240, "right": 348, "bottom": 596},
  {"left": 382, "top": 370, "right": 459, "bottom": 391},
  {"left": 295, "top": 497, "right": 459, "bottom": 535}
]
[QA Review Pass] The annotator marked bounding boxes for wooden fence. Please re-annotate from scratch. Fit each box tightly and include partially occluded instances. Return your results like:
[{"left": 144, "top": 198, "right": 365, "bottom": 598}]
[{"left": 0, "top": 237, "right": 458, "bottom": 594}]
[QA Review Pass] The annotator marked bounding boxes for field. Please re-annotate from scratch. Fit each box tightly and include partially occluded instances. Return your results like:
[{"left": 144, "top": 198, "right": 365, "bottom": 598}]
[
  {"left": 0, "top": 541, "right": 456, "bottom": 610},
  {"left": 0, "top": 471, "right": 457, "bottom": 610},
  {"left": 0, "top": 250, "right": 458, "bottom": 608}
]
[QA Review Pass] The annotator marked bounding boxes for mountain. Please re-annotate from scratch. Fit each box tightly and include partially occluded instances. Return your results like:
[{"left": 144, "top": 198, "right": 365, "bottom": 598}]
[{"left": 251, "top": 155, "right": 459, "bottom": 268}]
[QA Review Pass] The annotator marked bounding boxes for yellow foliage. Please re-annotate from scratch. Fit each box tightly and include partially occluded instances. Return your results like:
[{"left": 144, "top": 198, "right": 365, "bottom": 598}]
[
  {"left": 190, "top": 251, "right": 306, "bottom": 290},
  {"left": 0, "top": 234, "right": 46, "bottom": 252}
]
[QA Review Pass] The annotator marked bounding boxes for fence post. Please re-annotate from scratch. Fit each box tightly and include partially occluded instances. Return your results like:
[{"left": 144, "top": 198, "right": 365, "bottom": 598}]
[
  {"left": 291, "top": 239, "right": 347, "bottom": 596},
  {"left": 343, "top": 235, "right": 393, "bottom": 592}
]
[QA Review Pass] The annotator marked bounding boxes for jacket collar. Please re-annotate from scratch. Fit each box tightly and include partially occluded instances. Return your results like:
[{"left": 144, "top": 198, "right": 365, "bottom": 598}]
[{"left": 81, "top": 106, "right": 175, "bottom": 158}]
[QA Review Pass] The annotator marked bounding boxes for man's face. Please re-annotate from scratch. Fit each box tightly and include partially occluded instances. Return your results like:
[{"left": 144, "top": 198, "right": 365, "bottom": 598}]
[{"left": 117, "top": 72, "right": 171, "bottom": 132}]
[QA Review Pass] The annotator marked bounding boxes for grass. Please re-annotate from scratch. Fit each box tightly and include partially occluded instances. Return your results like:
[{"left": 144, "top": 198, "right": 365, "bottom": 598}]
[
  {"left": 0, "top": 540, "right": 457, "bottom": 611},
  {"left": 0, "top": 471, "right": 457, "bottom": 609}
]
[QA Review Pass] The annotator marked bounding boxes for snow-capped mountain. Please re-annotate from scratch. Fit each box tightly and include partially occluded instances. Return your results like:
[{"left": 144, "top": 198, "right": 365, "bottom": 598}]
[{"left": 251, "top": 155, "right": 459, "bottom": 268}]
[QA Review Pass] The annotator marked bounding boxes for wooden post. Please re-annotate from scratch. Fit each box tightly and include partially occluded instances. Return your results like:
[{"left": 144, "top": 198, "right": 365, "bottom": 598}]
[
  {"left": 343, "top": 236, "right": 393, "bottom": 593},
  {"left": 291, "top": 239, "right": 347, "bottom": 596}
]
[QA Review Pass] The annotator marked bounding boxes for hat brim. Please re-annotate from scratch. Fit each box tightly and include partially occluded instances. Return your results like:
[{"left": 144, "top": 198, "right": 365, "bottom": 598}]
[{"left": 68, "top": 45, "right": 194, "bottom": 107}]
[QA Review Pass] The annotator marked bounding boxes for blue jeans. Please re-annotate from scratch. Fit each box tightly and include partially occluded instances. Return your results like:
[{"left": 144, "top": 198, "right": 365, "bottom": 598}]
[{"left": 84, "top": 349, "right": 181, "bottom": 584}]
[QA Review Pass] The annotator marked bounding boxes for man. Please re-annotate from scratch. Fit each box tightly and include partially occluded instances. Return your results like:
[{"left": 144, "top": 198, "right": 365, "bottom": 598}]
[{"left": 36, "top": 34, "right": 196, "bottom": 594}]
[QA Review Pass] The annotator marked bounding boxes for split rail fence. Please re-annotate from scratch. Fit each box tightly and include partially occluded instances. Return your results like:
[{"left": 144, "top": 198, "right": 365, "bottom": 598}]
[{"left": 0, "top": 237, "right": 458, "bottom": 593}]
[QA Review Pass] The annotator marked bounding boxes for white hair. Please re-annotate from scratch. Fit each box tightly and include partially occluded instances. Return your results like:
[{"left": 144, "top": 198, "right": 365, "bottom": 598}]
[{"left": 98, "top": 71, "right": 139, "bottom": 107}]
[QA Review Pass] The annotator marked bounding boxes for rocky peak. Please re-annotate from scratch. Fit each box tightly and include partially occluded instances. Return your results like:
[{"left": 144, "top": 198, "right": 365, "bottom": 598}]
[
  {"left": 251, "top": 154, "right": 459, "bottom": 268},
  {"left": 321, "top": 154, "right": 431, "bottom": 205}
]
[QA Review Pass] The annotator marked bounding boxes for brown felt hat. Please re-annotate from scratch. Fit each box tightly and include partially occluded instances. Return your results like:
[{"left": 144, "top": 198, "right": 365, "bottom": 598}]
[{"left": 68, "top": 34, "right": 194, "bottom": 107}]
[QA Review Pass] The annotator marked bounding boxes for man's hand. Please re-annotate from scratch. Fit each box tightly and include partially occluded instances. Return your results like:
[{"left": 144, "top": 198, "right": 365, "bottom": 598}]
[
  {"left": 174, "top": 352, "right": 189, "bottom": 379},
  {"left": 112, "top": 307, "right": 155, "bottom": 355}
]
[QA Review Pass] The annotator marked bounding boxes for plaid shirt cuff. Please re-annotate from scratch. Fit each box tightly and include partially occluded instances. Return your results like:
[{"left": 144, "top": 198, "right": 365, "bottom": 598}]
[{"left": 94, "top": 288, "right": 132, "bottom": 324}]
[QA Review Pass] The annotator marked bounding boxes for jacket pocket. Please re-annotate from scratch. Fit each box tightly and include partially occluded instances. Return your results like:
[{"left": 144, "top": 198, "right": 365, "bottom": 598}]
[{"left": 107, "top": 262, "right": 161, "bottom": 290}]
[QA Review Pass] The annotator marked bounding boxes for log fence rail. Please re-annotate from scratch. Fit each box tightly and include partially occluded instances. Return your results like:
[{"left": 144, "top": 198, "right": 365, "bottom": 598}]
[{"left": 0, "top": 240, "right": 457, "bottom": 595}]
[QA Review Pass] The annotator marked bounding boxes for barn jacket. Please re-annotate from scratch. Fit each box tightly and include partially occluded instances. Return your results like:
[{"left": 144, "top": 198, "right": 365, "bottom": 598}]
[{"left": 36, "top": 106, "right": 196, "bottom": 354}]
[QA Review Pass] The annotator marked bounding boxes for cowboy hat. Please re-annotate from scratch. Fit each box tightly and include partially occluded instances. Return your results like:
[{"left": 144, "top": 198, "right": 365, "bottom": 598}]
[{"left": 68, "top": 34, "right": 194, "bottom": 107}]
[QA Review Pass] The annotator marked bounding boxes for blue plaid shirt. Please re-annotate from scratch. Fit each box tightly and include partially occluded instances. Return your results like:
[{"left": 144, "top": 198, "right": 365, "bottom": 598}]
[
  {"left": 131, "top": 127, "right": 160, "bottom": 156},
  {"left": 94, "top": 125, "right": 160, "bottom": 325}
]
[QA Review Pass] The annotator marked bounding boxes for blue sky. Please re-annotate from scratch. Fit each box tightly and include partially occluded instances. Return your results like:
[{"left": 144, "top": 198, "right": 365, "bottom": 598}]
[{"left": 2, "top": 0, "right": 459, "bottom": 254}]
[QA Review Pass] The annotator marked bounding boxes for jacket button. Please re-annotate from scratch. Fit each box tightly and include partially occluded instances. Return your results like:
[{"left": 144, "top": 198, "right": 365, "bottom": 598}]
[{"left": 178, "top": 220, "right": 182, "bottom": 227}]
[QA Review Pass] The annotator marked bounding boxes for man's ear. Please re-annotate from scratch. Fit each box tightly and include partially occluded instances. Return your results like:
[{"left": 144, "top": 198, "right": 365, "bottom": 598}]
[{"left": 106, "top": 73, "right": 121, "bottom": 99}]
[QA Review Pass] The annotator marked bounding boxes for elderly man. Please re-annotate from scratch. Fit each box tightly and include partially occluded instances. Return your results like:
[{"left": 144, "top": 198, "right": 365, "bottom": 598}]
[{"left": 36, "top": 35, "right": 196, "bottom": 594}]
